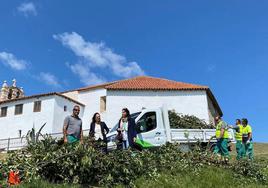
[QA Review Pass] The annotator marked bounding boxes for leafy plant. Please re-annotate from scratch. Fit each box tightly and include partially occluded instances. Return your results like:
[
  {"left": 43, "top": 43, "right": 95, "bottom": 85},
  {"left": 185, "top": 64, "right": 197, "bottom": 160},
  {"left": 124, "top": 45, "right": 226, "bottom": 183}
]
[
  {"left": 168, "top": 110, "right": 213, "bottom": 129},
  {"left": 0, "top": 136, "right": 267, "bottom": 187}
]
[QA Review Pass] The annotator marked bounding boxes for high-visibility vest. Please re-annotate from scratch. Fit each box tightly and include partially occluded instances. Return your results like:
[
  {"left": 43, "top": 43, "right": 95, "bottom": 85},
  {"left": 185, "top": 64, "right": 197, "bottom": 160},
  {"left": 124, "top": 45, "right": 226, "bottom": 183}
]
[
  {"left": 235, "top": 124, "right": 243, "bottom": 141},
  {"left": 242, "top": 124, "right": 252, "bottom": 141},
  {"left": 215, "top": 120, "right": 229, "bottom": 139}
]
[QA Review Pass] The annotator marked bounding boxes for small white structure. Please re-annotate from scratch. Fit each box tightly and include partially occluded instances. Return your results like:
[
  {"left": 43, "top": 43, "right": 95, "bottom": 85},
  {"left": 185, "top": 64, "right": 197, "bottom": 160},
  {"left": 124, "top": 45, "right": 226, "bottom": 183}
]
[
  {"left": 0, "top": 76, "right": 222, "bottom": 139},
  {"left": 0, "top": 91, "right": 84, "bottom": 139}
]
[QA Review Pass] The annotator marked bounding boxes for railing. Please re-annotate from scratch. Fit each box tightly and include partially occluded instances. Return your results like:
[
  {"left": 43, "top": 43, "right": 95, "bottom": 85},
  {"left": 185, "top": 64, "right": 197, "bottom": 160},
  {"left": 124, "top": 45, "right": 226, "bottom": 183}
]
[
  {"left": 170, "top": 129, "right": 235, "bottom": 143},
  {"left": 0, "top": 129, "right": 90, "bottom": 152}
]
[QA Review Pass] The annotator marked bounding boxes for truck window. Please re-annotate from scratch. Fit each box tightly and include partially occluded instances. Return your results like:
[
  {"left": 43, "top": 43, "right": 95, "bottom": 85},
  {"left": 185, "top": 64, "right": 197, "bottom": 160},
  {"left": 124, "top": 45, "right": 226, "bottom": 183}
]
[{"left": 136, "top": 112, "right": 157, "bottom": 134}]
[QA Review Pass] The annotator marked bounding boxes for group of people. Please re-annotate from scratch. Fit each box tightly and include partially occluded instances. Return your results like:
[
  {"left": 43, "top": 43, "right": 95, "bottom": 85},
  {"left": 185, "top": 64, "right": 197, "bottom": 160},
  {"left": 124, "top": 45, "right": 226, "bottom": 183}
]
[
  {"left": 62, "top": 105, "right": 137, "bottom": 151},
  {"left": 213, "top": 116, "right": 253, "bottom": 161},
  {"left": 63, "top": 105, "right": 254, "bottom": 160}
]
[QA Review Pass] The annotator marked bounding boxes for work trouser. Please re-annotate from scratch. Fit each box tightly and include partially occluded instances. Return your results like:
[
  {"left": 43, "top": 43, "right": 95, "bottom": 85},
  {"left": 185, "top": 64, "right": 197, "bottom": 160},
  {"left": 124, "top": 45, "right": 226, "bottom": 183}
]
[
  {"left": 244, "top": 141, "right": 254, "bottom": 160},
  {"left": 67, "top": 135, "right": 79, "bottom": 144},
  {"left": 235, "top": 140, "right": 245, "bottom": 160},
  {"left": 214, "top": 138, "right": 230, "bottom": 158}
]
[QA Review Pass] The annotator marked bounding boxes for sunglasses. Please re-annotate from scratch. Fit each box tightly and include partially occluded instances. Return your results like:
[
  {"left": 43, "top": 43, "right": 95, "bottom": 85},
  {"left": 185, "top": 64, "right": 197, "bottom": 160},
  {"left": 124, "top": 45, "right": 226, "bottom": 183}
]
[{"left": 73, "top": 109, "right": 80, "bottom": 112}]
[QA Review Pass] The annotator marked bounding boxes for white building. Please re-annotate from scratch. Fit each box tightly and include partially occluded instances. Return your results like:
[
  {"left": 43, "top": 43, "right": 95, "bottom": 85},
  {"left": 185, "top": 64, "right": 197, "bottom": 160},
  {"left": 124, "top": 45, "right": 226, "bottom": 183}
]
[
  {"left": 0, "top": 76, "right": 222, "bottom": 139},
  {"left": 0, "top": 92, "right": 84, "bottom": 139}
]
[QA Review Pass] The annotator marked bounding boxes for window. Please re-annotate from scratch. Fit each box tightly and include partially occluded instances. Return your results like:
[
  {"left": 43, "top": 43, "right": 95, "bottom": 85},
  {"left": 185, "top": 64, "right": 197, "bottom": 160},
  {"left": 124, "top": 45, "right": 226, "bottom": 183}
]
[
  {"left": 15, "top": 104, "right": 23, "bottom": 115},
  {"left": 0, "top": 107, "right": 7, "bottom": 117},
  {"left": 136, "top": 112, "right": 157, "bottom": 134},
  {"left": 64, "top": 105, "right": 67, "bottom": 112},
  {"left": 100, "top": 96, "right": 106, "bottom": 113},
  {"left": 33, "top": 101, "right": 42, "bottom": 112}
]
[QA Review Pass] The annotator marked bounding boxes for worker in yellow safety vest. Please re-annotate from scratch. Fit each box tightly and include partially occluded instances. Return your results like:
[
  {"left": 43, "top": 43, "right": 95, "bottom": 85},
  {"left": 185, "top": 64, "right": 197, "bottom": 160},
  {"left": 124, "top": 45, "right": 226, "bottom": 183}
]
[
  {"left": 241, "top": 118, "right": 254, "bottom": 160},
  {"left": 213, "top": 116, "right": 230, "bottom": 161},
  {"left": 230, "top": 119, "right": 244, "bottom": 160}
]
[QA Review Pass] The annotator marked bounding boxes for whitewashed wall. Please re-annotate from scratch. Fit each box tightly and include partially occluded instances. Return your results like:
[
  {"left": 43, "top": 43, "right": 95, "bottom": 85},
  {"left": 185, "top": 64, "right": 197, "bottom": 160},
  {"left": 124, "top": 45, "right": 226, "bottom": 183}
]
[
  {"left": 0, "top": 96, "right": 55, "bottom": 139},
  {"left": 62, "top": 91, "right": 79, "bottom": 101},
  {"left": 106, "top": 90, "right": 210, "bottom": 128},
  {"left": 207, "top": 95, "right": 220, "bottom": 125},
  {"left": 77, "top": 88, "right": 107, "bottom": 130},
  {"left": 0, "top": 95, "right": 85, "bottom": 139},
  {"left": 52, "top": 96, "right": 85, "bottom": 134}
]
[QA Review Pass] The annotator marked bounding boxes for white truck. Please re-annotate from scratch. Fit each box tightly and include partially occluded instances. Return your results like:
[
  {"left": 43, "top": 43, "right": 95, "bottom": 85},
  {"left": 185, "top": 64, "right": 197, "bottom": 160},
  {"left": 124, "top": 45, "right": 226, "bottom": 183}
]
[{"left": 106, "top": 106, "right": 235, "bottom": 151}]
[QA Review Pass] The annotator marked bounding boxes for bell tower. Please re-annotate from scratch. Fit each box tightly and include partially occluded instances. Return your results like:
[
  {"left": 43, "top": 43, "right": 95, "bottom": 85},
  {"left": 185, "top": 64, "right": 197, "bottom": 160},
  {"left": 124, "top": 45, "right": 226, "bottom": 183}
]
[{"left": 0, "top": 79, "right": 24, "bottom": 101}]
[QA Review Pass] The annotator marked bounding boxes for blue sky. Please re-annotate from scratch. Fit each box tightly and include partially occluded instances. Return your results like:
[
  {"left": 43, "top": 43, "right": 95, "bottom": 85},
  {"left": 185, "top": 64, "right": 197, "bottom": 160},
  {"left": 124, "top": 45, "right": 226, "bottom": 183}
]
[{"left": 0, "top": 1, "right": 267, "bottom": 142}]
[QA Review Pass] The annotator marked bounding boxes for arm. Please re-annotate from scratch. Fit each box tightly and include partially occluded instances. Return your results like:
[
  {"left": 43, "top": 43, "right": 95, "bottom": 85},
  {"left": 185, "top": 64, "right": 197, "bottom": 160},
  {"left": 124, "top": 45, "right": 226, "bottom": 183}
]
[
  {"left": 117, "top": 119, "right": 122, "bottom": 132},
  {"left": 63, "top": 117, "right": 69, "bottom": 143},
  {"left": 89, "top": 123, "right": 94, "bottom": 138},
  {"left": 80, "top": 124, "right": 83, "bottom": 144},
  {"left": 248, "top": 126, "right": 252, "bottom": 141},
  {"left": 248, "top": 132, "right": 252, "bottom": 140},
  {"left": 220, "top": 128, "right": 225, "bottom": 138},
  {"left": 103, "top": 122, "right": 109, "bottom": 134}
]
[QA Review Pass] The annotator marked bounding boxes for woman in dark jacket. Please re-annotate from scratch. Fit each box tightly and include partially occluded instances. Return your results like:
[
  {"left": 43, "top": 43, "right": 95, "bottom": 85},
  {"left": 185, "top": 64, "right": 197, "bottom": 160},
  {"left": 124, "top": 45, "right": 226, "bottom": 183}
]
[
  {"left": 89, "top": 113, "right": 109, "bottom": 152},
  {"left": 117, "top": 108, "right": 137, "bottom": 149}
]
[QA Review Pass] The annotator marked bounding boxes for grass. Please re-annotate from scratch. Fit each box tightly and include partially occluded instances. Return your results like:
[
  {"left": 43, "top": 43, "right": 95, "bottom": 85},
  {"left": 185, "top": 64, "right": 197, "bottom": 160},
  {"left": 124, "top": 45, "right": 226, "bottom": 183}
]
[
  {"left": 132, "top": 142, "right": 268, "bottom": 188},
  {"left": 2, "top": 142, "right": 268, "bottom": 188},
  {"left": 133, "top": 166, "right": 267, "bottom": 188},
  {"left": 16, "top": 180, "right": 81, "bottom": 188}
]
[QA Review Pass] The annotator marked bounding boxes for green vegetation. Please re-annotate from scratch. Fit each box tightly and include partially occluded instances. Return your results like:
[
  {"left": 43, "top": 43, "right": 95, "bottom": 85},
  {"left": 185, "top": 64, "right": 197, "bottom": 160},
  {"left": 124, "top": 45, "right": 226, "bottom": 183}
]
[
  {"left": 0, "top": 136, "right": 267, "bottom": 188},
  {"left": 168, "top": 110, "right": 213, "bottom": 129},
  {"left": 134, "top": 166, "right": 268, "bottom": 188},
  {"left": 0, "top": 114, "right": 267, "bottom": 187}
]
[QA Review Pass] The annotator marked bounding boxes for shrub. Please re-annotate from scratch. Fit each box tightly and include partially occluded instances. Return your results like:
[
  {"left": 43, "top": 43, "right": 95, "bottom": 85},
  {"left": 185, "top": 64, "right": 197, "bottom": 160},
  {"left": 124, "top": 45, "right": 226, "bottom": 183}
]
[
  {"left": 0, "top": 136, "right": 267, "bottom": 187},
  {"left": 168, "top": 110, "right": 213, "bottom": 129}
]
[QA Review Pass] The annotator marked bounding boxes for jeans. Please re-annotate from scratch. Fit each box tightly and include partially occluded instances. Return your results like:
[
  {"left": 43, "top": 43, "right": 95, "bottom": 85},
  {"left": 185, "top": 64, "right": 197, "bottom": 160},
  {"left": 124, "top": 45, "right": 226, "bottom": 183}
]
[{"left": 122, "top": 140, "right": 129, "bottom": 149}]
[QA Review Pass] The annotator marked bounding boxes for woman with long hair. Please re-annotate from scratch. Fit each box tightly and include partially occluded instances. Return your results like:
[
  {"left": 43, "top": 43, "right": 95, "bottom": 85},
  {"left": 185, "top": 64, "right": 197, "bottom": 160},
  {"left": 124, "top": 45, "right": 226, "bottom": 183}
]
[
  {"left": 89, "top": 112, "right": 109, "bottom": 152},
  {"left": 117, "top": 108, "right": 137, "bottom": 149}
]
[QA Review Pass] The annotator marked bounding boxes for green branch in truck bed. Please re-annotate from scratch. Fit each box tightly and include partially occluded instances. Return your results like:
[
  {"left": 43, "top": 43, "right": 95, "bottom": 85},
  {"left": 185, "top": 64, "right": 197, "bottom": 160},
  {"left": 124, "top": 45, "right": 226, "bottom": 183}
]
[{"left": 168, "top": 110, "right": 213, "bottom": 129}]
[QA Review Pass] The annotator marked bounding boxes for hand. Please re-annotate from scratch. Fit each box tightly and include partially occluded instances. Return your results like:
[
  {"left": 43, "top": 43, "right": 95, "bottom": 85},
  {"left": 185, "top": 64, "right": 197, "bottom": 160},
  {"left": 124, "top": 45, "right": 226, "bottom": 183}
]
[
  {"left": 64, "top": 138, "right": 68, "bottom": 143},
  {"left": 133, "top": 137, "right": 137, "bottom": 142}
]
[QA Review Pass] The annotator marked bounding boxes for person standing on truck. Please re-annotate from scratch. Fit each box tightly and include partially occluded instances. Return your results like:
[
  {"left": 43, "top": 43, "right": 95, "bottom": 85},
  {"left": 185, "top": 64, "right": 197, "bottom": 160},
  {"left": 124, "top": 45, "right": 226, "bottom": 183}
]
[
  {"left": 213, "top": 116, "right": 230, "bottom": 161},
  {"left": 63, "top": 105, "right": 83, "bottom": 144},
  {"left": 229, "top": 119, "right": 244, "bottom": 160},
  {"left": 89, "top": 112, "right": 109, "bottom": 152},
  {"left": 241, "top": 118, "right": 254, "bottom": 160},
  {"left": 116, "top": 108, "right": 137, "bottom": 149}
]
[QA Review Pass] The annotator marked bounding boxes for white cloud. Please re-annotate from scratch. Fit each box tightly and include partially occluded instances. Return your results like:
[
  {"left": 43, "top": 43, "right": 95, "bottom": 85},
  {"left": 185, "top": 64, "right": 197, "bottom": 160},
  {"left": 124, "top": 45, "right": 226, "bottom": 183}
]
[
  {"left": 39, "top": 72, "right": 60, "bottom": 88},
  {"left": 0, "top": 52, "right": 27, "bottom": 70},
  {"left": 53, "top": 32, "right": 145, "bottom": 85},
  {"left": 17, "top": 2, "right": 37, "bottom": 17},
  {"left": 207, "top": 64, "right": 216, "bottom": 72},
  {"left": 66, "top": 62, "right": 106, "bottom": 85}
]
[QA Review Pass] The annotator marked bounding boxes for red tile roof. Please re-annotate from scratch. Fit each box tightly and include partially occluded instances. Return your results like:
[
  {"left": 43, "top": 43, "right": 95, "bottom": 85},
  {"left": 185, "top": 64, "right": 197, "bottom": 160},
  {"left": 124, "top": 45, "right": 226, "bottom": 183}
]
[
  {"left": 60, "top": 76, "right": 222, "bottom": 116},
  {"left": 105, "top": 76, "right": 208, "bottom": 90},
  {"left": 104, "top": 76, "right": 222, "bottom": 116}
]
